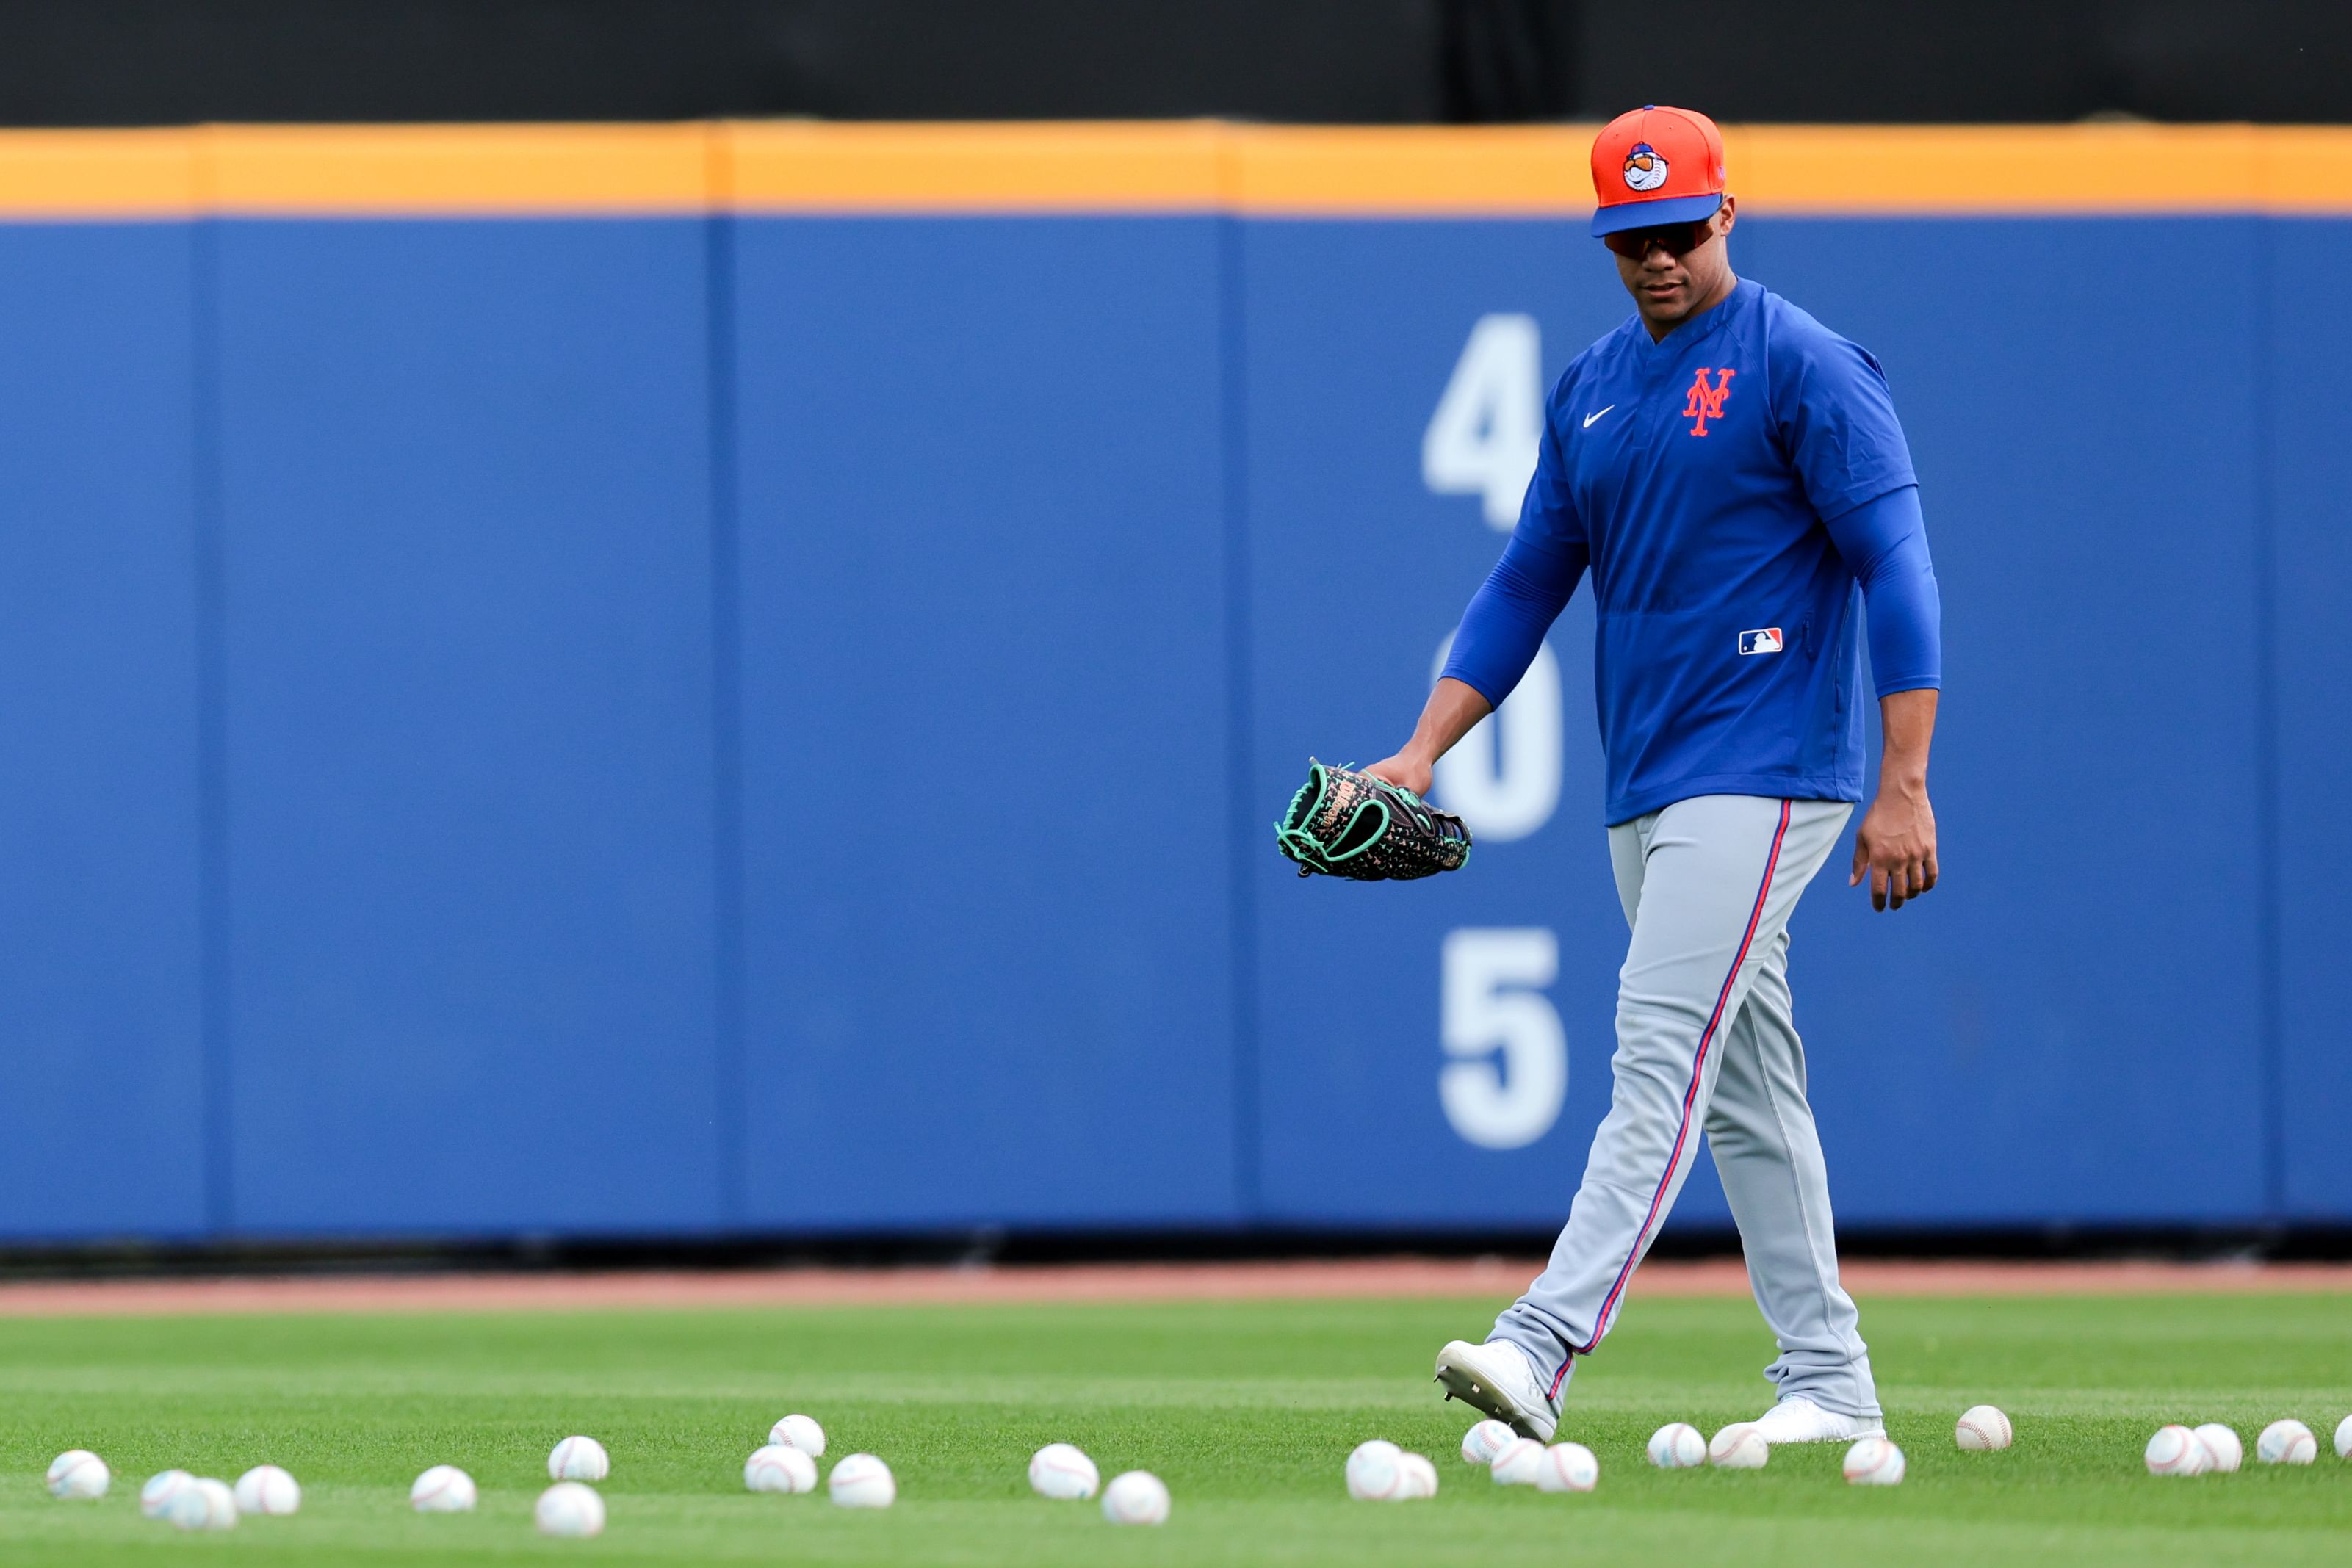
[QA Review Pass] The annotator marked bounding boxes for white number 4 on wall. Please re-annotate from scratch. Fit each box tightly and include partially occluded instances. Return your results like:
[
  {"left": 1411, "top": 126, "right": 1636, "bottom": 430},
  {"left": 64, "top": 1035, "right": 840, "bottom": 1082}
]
[{"left": 1424, "top": 314, "right": 1542, "bottom": 530}]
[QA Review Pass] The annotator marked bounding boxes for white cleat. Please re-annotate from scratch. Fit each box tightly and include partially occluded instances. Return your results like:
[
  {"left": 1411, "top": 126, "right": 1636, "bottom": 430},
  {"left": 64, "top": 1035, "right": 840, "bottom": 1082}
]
[
  {"left": 1433, "top": 1340, "right": 1559, "bottom": 1442},
  {"left": 1749, "top": 1395, "right": 1885, "bottom": 1446}
]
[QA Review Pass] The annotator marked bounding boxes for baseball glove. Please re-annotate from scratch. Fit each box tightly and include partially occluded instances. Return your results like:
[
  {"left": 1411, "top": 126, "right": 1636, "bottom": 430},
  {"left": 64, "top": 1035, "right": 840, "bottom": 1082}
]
[{"left": 1274, "top": 759, "right": 1473, "bottom": 881}]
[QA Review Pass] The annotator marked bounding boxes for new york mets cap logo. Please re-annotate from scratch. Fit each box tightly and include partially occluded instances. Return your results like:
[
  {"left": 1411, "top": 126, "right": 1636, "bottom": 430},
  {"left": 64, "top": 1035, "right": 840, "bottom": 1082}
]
[{"left": 1622, "top": 142, "right": 1669, "bottom": 192}]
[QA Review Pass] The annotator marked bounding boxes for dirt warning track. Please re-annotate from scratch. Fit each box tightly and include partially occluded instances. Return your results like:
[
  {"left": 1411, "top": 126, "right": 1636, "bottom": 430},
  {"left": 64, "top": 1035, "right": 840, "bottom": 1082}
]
[{"left": 0, "top": 1257, "right": 2344, "bottom": 1318}]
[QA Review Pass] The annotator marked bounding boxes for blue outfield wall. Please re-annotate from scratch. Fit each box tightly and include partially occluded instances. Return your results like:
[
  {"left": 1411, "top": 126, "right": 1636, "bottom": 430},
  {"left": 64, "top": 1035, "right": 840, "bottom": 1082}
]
[{"left": 0, "top": 209, "right": 2330, "bottom": 1239}]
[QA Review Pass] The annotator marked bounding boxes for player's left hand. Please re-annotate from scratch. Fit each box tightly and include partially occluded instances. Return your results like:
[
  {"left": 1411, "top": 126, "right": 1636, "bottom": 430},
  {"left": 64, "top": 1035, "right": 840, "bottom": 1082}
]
[{"left": 1850, "top": 785, "right": 1937, "bottom": 911}]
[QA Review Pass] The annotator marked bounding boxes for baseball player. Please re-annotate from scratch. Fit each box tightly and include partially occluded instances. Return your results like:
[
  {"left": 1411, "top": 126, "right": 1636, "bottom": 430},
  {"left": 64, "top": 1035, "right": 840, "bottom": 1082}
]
[{"left": 1368, "top": 106, "right": 1941, "bottom": 1445}]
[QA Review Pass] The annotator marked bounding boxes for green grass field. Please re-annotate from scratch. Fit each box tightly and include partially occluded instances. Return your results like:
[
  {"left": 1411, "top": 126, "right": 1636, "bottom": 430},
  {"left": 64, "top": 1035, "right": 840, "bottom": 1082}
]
[{"left": 0, "top": 1288, "right": 2347, "bottom": 1565}]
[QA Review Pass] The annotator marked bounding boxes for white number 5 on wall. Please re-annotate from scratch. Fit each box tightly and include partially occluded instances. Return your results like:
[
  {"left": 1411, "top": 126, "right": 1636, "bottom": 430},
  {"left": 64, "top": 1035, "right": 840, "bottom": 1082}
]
[{"left": 1440, "top": 928, "right": 1566, "bottom": 1150}]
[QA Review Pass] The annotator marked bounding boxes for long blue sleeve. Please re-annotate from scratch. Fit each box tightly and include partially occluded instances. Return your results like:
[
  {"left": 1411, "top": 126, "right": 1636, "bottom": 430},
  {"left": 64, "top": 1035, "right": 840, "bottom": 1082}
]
[
  {"left": 1439, "top": 530, "right": 1590, "bottom": 708},
  {"left": 1822, "top": 483, "right": 1941, "bottom": 696}
]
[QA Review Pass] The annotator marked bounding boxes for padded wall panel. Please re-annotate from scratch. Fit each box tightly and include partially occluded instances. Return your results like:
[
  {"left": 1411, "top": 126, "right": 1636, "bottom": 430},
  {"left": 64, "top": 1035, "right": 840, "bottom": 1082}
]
[
  {"left": 1246, "top": 216, "right": 2270, "bottom": 1230},
  {"left": 2270, "top": 220, "right": 2352, "bottom": 1217},
  {"left": 1238, "top": 220, "right": 1695, "bottom": 1226},
  {"left": 0, "top": 224, "right": 206, "bottom": 1235},
  {"left": 215, "top": 219, "right": 724, "bottom": 1232},
  {"left": 1737, "top": 217, "right": 2267, "bottom": 1221},
  {"left": 733, "top": 217, "right": 1241, "bottom": 1227}
]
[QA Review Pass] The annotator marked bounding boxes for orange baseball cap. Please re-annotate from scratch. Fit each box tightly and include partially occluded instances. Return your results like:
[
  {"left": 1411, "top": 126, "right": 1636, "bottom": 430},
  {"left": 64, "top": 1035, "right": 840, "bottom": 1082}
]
[{"left": 1590, "top": 105, "right": 1727, "bottom": 237}]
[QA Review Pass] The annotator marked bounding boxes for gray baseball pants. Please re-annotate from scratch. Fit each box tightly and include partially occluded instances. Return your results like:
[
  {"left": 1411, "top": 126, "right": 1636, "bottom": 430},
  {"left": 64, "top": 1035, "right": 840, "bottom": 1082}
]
[{"left": 1490, "top": 793, "right": 1880, "bottom": 1420}]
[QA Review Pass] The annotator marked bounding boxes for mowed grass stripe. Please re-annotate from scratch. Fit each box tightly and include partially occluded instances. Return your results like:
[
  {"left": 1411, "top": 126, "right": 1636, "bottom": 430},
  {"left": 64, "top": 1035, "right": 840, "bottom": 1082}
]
[{"left": 0, "top": 1293, "right": 2344, "bottom": 1565}]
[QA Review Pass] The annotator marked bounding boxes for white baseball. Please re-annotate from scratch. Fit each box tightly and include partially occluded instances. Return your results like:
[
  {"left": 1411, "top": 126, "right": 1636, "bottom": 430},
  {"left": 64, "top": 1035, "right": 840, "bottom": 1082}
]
[
  {"left": 1955, "top": 1404, "right": 2013, "bottom": 1450},
  {"left": 1461, "top": 1419, "right": 1515, "bottom": 1465},
  {"left": 233, "top": 1464, "right": 302, "bottom": 1515},
  {"left": 1843, "top": 1436, "right": 1906, "bottom": 1486},
  {"left": 2193, "top": 1423, "right": 2243, "bottom": 1473},
  {"left": 1647, "top": 1422, "right": 1706, "bottom": 1469},
  {"left": 1532, "top": 1442, "right": 1599, "bottom": 1493},
  {"left": 770, "top": 1413, "right": 826, "bottom": 1458},
  {"left": 140, "top": 1469, "right": 195, "bottom": 1520},
  {"left": 167, "top": 1477, "right": 239, "bottom": 1531},
  {"left": 411, "top": 1464, "right": 478, "bottom": 1512},
  {"left": 2334, "top": 1413, "right": 2352, "bottom": 1461},
  {"left": 1396, "top": 1452, "right": 1438, "bottom": 1499},
  {"left": 829, "top": 1453, "right": 896, "bottom": 1509},
  {"left": 1028, "top": 1442, "right": 1100, "bottom": 1500},
  {"left": 2257, "top": 1418, "right": 2317, "bottom": 1464},
  {"left": 1346, "top": 1439, "right": 1406, "bottom": 1500},
  {"left": 1709, "top": 1423, "right": 1770, "bottom": 1470},
  {"left": 1489, "top": 1436, "right": 1545, "bottom": 1485},
  {"left": 2145, "top": 1424, "right": 2209, "bottom": 1476},
  {"left": 549, "top": 1435, "right": 609, "bottom": 1481},
  {"left": 535, "top": 1481, "right": 605, "bottom": 1538},
  {"left": 45, "top": 1450, "right": 108, "bottom": 1500},
  {"left": 745, "top": 1443, "right": 818, "bottom": 1494},
  {"left": 1100, "top": 1470, "right": 1170, "bottom": 1525}
]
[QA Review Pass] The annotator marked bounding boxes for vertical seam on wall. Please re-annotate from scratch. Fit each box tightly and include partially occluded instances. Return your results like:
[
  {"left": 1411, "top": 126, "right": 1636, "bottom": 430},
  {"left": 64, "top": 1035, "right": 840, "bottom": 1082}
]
[
  {"left": 191, "top": 212, "right": 232, "bottom": 1233},
  {"left": 707, "top": 140, "right": 748, "bottom": 1229},
  {"left": 2252, "top": 214, "right": 2284, "bottom": 1221},
  {"left": 1217, "top": 209, "right": 1260, "bottom": 1222}
]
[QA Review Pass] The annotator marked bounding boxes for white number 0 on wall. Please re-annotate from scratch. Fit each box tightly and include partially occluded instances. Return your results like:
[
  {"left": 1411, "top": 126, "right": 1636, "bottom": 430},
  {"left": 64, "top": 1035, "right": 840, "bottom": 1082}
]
[
  {"left": 1440, "top": 928, "right": 1567, "bottom": 1150},
  {"left": 1429, "top": 635, "right": 1561, "bottom": 842}
]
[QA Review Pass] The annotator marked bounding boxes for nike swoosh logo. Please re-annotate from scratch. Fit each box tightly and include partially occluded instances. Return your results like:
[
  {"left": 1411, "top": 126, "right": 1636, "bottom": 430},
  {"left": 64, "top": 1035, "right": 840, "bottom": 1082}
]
[{"left": 1582, "top": 405, "right": 1616, "bottom": 429}]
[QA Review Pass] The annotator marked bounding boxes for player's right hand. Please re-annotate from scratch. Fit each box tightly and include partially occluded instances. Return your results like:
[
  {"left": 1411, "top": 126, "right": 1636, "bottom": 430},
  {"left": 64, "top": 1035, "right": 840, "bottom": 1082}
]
[{"left": 1850, "top": 784, "right": 1938, "bottom": 912}]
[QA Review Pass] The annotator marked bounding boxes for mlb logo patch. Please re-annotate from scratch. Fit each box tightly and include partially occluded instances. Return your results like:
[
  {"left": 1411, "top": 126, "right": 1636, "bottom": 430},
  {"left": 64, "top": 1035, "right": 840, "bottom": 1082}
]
[{"left": 1738, "top": 627, "right": 1783, "bottom": 656}]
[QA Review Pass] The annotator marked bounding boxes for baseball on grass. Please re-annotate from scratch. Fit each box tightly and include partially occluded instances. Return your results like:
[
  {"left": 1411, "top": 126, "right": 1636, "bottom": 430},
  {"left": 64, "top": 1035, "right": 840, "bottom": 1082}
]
[
  {"left": 548, "top": 1435, "right": 609, "bottom": 1482},
  {"left": 1532, "top": 1442, "right": 1599, "bottom": 1493},
  {"left": 1709, "top": 1423, "right": 1770, "bottom": 1470},
  {"left": 1396, "top": 1452, "right": 1438, "bottom": 1499},
  {"left": 167, "top": 1478, "right": 238, "bottom": 1531},
  {"left": 770, "top": 1413, "right": 826, "bottom": 1458},
  {"left": 1028, "top": 1442, "right": 1100, "bottom": 1500},
  {"left": 140, "top": 1470, "right": 195, "bottom": 1520},
  {"left": 1346, "top": 1439, "right": 1406, "bottom": 1500},
  {"left": 1955, "top": 1404, "right": 2013, "bottom": 1450},
  {"left": 2144, "top": 1424, "right": 2210, "bottom": 1476},
  {"left": 1647, "top": 1423, "right": 1706, "bottom": 1469},
  {"left": 2256, "top": 1418, "right": 2317, "bottom": 1465},
  {"left": 1842, "top": 1437, "right": 1906, "bottom": 1486},
  {"left": 1101, "top": 1470, "right": 1171, "bottom": 1525},
  {"left": 1489, "top": 1436, "right": 1545, "bottom": 1486},
  {"left": 1461, "top": 1419, "right": 1515, "bottom": 1466},
  {"left": 829, "top": 1453, "right": 897, "bottom": 1509},
  {"left": 2334, "top": 1413, "right": 2352, "bottom": 1461},
  {"left": 2193, "top": 1423, "right": 2243, "bottom": 1473},
  {"left": 45, "top": 1450, "right": 108, "bottom": 1500},
  {"left": 410, "top": 1464, "right": 478, "bottom": 1512},
  {"left": 744, "top": 1444, "right": 818, "bottom": 1494},
  {"left": 233, "top": 1464, "right": 301, "bottom": 1515},
  {"left": 535, "top": 1481, "right": 605, "bottom": 1538}
]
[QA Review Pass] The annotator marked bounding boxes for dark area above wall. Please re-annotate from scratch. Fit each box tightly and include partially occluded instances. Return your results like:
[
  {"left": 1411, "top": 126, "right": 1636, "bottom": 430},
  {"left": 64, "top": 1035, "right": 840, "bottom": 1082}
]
[{"left": 0, "top": 0, "right": 2347, "bottom": 127}]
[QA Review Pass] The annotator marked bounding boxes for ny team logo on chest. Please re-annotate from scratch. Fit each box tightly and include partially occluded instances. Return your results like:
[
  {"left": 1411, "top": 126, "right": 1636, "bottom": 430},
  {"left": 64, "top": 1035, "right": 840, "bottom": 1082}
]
[{"left": 1682, "top": 366, "right": 1735, "bottom": 436}]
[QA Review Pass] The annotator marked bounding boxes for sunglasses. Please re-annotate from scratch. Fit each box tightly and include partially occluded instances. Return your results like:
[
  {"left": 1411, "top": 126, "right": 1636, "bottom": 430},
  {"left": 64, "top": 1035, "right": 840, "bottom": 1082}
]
[{"left": 1602, "top": 220, "right": 1716, "bottom": 260}]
